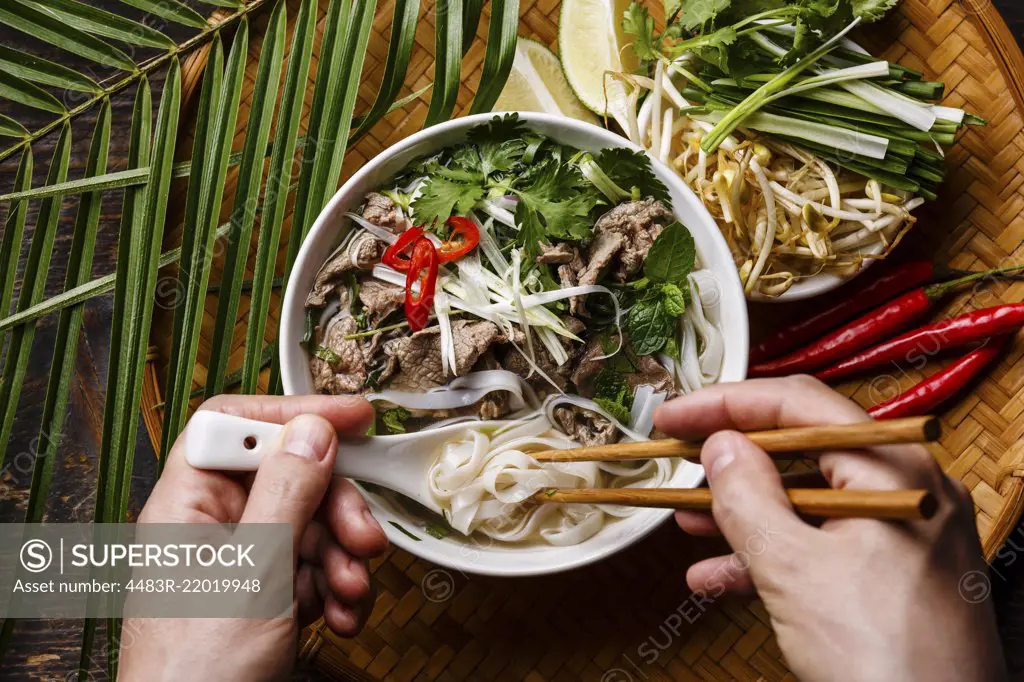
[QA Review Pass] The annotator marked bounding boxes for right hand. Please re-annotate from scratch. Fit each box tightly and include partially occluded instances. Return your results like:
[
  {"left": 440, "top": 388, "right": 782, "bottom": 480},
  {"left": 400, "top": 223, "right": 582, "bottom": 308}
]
[{"left": 653, "top": 376, "right": 1006, "bottom": 682}]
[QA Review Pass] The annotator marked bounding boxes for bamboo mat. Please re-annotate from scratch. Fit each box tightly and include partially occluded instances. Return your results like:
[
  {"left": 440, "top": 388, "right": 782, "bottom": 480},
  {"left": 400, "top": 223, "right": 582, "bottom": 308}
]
[{"left": 140, "top": 0, "right": 1024, "bottom": 679}]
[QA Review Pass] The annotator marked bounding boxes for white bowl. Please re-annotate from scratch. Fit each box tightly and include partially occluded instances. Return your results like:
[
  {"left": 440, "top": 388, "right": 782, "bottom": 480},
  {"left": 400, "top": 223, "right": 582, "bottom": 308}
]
[
  {"left": 753, "top": 255, "right": 879, "bottom": 302},
  {"left": 280, "top": 113, "right": 749, "bottom": 577}
]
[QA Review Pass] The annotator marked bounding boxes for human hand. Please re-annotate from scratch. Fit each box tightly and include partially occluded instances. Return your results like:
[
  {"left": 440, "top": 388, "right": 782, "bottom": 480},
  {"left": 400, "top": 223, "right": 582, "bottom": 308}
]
[
  {"left": 653, "top": 376, "right": 1006, "bottom": 682},
  {"left": 119, "top": 395, "right": 388, "bottom": 682}
]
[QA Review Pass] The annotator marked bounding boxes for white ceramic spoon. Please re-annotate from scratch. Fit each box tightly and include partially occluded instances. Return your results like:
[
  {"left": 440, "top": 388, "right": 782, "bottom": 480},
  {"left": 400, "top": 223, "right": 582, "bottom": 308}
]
[{"left": 185, "top": 411, "right": 509, "bottom": 515}]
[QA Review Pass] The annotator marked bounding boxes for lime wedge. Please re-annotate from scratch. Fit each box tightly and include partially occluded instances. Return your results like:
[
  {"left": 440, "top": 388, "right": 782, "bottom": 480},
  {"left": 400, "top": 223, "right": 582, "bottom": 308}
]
[
  {"left": 558, "top": 0, "right": 638, "bottom": 118},
  {"left": 493, "top": 37, "right": 599, "bottom": 124}
]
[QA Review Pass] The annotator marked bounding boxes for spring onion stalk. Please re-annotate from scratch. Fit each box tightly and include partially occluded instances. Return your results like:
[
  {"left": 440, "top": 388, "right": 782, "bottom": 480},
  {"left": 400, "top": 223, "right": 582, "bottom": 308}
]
[
  {"left": 695, "top": 110, "right": 889, "bottom": 159},
  {"left": 701, "top": 18, "right": 862, "bottom": 153},
  {"left": 574, "top": 152, "right": 630, "bottom": 202}
]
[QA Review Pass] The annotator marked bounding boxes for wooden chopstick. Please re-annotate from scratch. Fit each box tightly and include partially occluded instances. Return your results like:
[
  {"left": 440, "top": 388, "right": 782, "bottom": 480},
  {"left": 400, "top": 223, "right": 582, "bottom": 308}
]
[
  {"left": 534, "top": 488, "right": 938, "bottom": 520},
  {"left": 533, "top": 415, "right": 939, "bottom": 463}
]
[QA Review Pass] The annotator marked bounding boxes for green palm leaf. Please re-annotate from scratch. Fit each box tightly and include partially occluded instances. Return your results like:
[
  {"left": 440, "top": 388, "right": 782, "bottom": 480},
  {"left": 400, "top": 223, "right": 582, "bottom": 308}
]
[
  {"left": 241, "top": 0, "right": 316, "bottom": 394},
  {"left": 463, "top": 0, "right": 484, "bottom": 53},
  {"left": 423, "top": 0, "right": 464, "bottom": 128},
  {"left": 269, "top": 0, "right": 378, "bottom": 393},
  {"left": 0, "top": 45, "right": 101, "bottom": 93},
  {"left": 350, "top": 0, "right": 420, "bottom": 143},
  {"left": 0, "top": 149, "right": 32, "bottom": 334},
  {"left": 117, "top": 0, "right": 206, "bottom": 28},
  {"left": 470, "top": 0, "right": 520, "bottom": 114},
  {"left": 0, "top": 124, "right": 71, "bottom": 469},
  {"left": 199, "top": 0, "right": 244, "bottom": 7},
  {"left": 0, "top": 224, "right": 231, "bottom": 335},
  {"left": 87, "top": 75, "right": 151, "bottom": 682},
  {"left": 0, "top": 114, "right": 27, "bottom": 139},
  {"left": 20, "top": 0, "right": 176, "bottom": 49},
  {"left": 26, "top": 100, "right": 111, "bottom": 525},
  {"left": 207, "top": 1, "right": 287, "bottom": 398},
  {"left": 0, "top": 168, "right": 148, "bottom": 203},
  {"left": 0, "top": 1, "right": 136, "bottom": 71},
  {"left": 0, "top": 69, "right": 66, "bottom": 113},
  {"left": 161, "top": 27, "right": 248, "bottom": 451}
]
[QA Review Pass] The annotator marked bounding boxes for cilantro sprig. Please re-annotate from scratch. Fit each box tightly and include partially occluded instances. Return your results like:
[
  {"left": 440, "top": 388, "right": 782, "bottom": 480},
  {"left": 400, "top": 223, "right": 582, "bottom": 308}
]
[{"left": 407, "top": 113, "right": 670, "bottom": 263}]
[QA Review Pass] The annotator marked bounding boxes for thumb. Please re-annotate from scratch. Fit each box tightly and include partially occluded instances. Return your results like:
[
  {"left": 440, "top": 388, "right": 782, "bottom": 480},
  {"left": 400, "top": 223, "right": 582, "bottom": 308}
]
[
  {"left": 703, "top": 431, "right": 808, "bottom": 554},
  {"left": 240, "top": 414, "right": 337, "bottom": 558}
]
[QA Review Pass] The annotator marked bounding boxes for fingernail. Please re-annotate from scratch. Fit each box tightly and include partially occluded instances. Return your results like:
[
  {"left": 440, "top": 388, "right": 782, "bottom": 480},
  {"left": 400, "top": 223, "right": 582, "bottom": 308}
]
[
  {"left": 362, "top": 508, "right": 383, "bottom": 535},
  {"left": 282, "top": 415, "right": 334, "bottom": 462},
  {"left": 332, "top": 395, "right": 368, "bottom": 409},
  {"left": 708, "top": 452, "right": 735, "bottom": 481}
]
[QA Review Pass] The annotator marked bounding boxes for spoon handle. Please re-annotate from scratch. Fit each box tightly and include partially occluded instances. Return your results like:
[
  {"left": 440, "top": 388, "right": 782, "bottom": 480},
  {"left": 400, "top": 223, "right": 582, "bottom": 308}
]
[
  {"left": 184, "top": 411, "right": 286, "bottom": 472},
  {"left": 185, "top": 411, "right": 390, "bottom": 478}
]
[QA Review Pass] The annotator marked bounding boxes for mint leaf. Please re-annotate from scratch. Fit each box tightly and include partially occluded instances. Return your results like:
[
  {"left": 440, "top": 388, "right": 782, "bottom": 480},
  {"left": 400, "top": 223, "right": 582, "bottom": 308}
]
[
  {"left": 412, "top": 176, "right": 485, "bottom": 226},
  {"left": 644, "top": 222, "right": 696, "bottom": 283},
  {"left": 595, "top": 397, "right": 633, "bottom": 425},
  {"left": 382, "top": 407, "right": 411, "bottom": 434},
  {"left": 625, "top": 294, "right": 671, "bottom": 356},
  {"left": 662, "top": 283, "right": 687, "bottom": 316},
  {"left": 594, "top": 369, "right": 634, "bottom": 424},
  {"left": 596, "top": 148, "right": 670, "bottom": 203}
]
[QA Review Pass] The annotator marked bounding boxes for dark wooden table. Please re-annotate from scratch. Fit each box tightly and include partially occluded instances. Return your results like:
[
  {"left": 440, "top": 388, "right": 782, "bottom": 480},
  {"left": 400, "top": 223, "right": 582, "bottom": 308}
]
[{"left": 2, "top": 2, "right": 1024, "bottom": 680}]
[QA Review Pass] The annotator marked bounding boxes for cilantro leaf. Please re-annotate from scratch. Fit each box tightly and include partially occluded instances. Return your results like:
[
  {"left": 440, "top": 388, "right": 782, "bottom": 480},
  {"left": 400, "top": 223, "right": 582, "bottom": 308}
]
[
  {"left": 623, "top": 3, "right": 661, "bottom": 63},
  {"left": 381, "top": 407, "right": 411, "bottom": 434},
  {"left": 596, "top": 148, "right": 670, "bottom": 203},
  {"left": 516, "top": 159, "right": 603, "bottom": 241},
  {"left": 514, "top": 201, "right": 547, "bottom": 262},
  {"left": 467, "top": 113, "right": 528, "bottom": 178},
  {"left": 644, "top": 222, "right": 696, "bottom": 283},
  {"left": 851, "top": 0, "right": 897, "bottom": 22},
  {"left": 677, "top": 0, "right": 731, "bottom": 31},
  {"left": 412, "top": 176, "right": 485, "bottom": 226}
]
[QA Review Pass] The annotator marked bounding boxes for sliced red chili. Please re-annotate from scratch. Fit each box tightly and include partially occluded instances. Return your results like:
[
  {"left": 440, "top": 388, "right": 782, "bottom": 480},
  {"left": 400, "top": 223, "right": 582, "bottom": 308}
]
[
  {"left": 404, "top": 238, "right": 438, "bottom": 332},
  {"left": 437, "top": 216, "right": 480, "bottom": 263},
  {"left": 381, "top": 225, "right": 425, "bottom": 271}
]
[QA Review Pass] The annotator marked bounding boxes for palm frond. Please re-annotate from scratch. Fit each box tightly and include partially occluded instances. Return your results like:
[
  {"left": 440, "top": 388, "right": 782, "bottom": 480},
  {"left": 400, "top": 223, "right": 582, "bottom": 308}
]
[
  {"left": 27, "top": 99, "right": 111, "bottom": 524},
  {"left": 0, "top": 1, "right": 135, "bottom": 71},
  {"left": 0, "top": 114, "right": 28, "bottom": 139},
  {"left": 207, "top": 1, "right": 287, "bottom": 398},
  {"left": 241, "top": 0, "right": 317, "bottom": 394},
  {"left": 19, "top": 0, "right": 176, "bottom": 49},
  {"left": 349, "top": 0, "right": 420, "bottom": 143},
  {"left": 0, "top": 149, "right": 32, "bottom": 343},
  {"left": 0, "top": 69, "right": 66, "bottom": 114},
  {"left": 0, "top": 124, "right": 71, "bottom": 468},
  {"left": 470, "top": 0, "right": 521, "bottom": 114},
  {"left": 161, "top": 27, "right": 248, "bottom": 451},
  {"left": 117, "top": 0, "right": 206, "bottom": 27},
  {"left": 424, "top": 0, "right": 464, "bottom": 128},
  {"left": 268, "top": 0, "right": 378, "bottom": 392},
  {"left": 0, "top": 45, "right": 102, "bottom": 93}
]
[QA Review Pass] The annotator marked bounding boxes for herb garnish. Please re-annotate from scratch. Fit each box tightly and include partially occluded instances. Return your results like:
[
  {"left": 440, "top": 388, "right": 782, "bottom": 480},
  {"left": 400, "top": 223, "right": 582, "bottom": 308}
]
[
  {"left": 624, "top": 222, "right": 696, "bottom": 356},
  {"left": 381, "top": 406, "right": 412, "bottom": 434}
]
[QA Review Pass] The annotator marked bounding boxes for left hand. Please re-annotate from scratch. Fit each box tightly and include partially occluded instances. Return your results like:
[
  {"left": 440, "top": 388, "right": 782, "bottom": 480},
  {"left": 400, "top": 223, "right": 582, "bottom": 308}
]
[{"left": 118, "top": 395, "right": 389, "bottom": 681}]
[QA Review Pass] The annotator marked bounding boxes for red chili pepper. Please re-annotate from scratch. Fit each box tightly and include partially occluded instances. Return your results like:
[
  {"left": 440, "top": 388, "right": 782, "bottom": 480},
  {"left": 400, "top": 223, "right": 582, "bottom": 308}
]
[
  {"left": 748, "top": 264, "right": 1024, "bottom": 378},
  {"left": 404, "top": 238, "right": 438, "bottom": 332},
  {"left": 749, "top": 261, "right": 936, "bottom": 364},
  {"left": 437, "top": 216, "right": 480, "bottom": 263},
  {"left": 868, "top": 337, "right": 1009, "bottom": 420},
  {"left": 382, "top": 225, "right": 425, "bottom": 271},
  {"left": 818, "top": 303, "right": 1024, "bottom": 382}
]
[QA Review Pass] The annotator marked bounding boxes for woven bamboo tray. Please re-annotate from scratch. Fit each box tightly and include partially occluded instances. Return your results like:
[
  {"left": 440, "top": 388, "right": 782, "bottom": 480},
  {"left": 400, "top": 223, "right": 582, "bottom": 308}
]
[{"left": 140, "top": 0, "right": 1024, "bottom": 679}]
